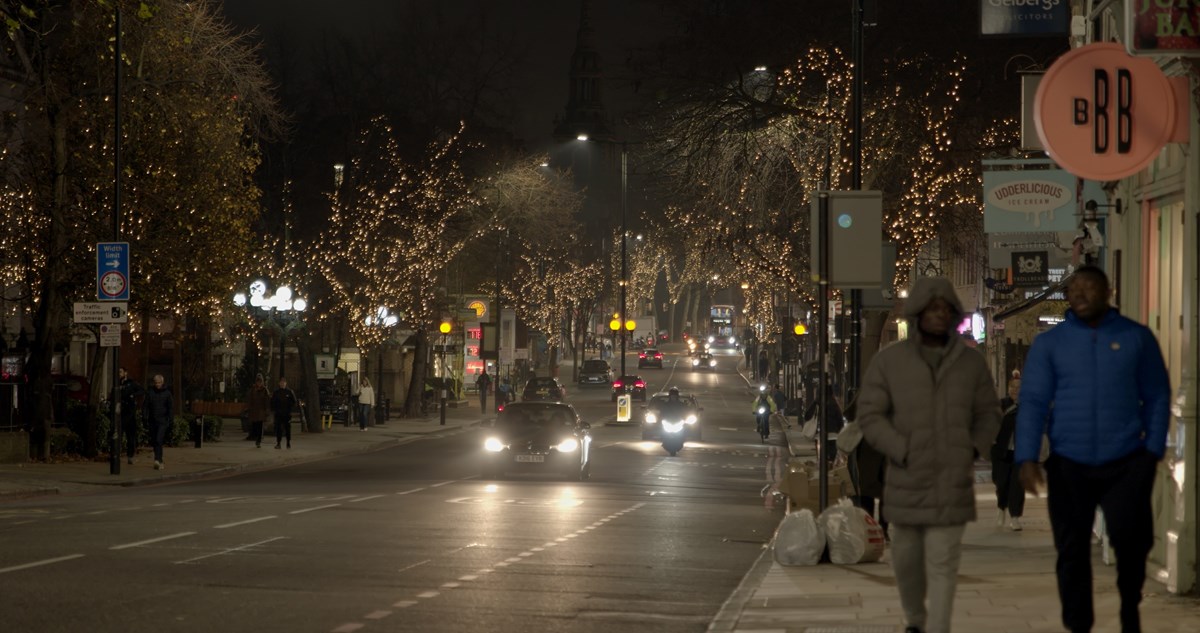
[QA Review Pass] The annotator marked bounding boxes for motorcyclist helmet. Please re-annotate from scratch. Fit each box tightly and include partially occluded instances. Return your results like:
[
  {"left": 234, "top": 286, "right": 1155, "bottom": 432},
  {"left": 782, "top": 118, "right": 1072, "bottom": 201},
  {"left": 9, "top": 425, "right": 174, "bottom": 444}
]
[{"left": 667, "top": 386, "right": 680, "bottom": 399}]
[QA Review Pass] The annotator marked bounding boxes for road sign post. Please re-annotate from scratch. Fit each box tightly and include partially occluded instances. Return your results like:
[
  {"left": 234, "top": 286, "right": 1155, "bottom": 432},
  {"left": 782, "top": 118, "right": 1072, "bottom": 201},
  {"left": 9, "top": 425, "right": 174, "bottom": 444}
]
[{"left": 97, "top": 242, "right": 130, "bottom": 301}]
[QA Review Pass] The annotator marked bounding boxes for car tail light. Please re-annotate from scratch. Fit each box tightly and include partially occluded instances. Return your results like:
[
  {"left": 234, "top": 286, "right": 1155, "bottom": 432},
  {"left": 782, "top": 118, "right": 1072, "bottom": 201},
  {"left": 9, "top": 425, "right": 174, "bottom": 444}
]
[
  {"left": 635, "top": 380, "right": 645, "bottom": 388},
  {"left": 638, "top": 352, "right": 646, "bottom": 358},
  {"left": 613, "top": 381, "right": 623, "bottom": 389},
  {"left": 655, "top": 353, "right": 662, "bottom": 359}
]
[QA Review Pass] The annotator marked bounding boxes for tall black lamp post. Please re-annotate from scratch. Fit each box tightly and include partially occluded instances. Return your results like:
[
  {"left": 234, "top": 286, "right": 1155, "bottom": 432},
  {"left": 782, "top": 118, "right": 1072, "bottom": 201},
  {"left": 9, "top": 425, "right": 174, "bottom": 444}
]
[
  {"left": 233, "top": 280, "right": 307, "bottom": 383},
  {"left": 364, "top": 306, "right": 399, "bottom": 425}
]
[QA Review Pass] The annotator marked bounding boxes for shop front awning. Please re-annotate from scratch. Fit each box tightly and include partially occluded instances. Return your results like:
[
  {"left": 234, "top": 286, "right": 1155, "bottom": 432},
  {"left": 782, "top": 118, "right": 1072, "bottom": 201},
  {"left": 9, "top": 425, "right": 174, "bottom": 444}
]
[{"left": 993, "top": 273, "right": 1074, "bottom": 322}]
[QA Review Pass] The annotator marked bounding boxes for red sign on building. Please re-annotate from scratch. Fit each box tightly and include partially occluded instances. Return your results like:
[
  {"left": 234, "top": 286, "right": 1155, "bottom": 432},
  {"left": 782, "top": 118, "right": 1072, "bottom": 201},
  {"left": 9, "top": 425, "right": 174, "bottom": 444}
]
[{"left": 1129, "top": 1, "right": 1200, "bottom": 56}]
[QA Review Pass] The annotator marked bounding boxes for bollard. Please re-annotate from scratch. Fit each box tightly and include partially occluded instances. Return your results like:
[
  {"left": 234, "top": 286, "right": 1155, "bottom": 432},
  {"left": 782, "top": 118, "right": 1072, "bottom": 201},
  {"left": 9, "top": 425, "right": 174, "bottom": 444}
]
[
  {"left": 439, "top": 388, "right": 447, "bottom": 425},
  {"left": 193, "top": 416, "right": 203, "bottom": 448}
]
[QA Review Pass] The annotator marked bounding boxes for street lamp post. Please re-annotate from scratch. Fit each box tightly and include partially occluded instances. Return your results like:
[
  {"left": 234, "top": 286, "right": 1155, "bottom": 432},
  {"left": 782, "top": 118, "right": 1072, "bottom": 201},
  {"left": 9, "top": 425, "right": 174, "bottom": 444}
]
[
  {"left": 364, "top": 306, "right": 399, "bottom": 425},
  {"left": 608, "top": 315, "right": 636, "bottom": 376},
  {"left": 233, "top": 280, "right": 308, "bottom": 385},
  {"left": 438, "top": 320, "right": 451, "bottom": 425}
]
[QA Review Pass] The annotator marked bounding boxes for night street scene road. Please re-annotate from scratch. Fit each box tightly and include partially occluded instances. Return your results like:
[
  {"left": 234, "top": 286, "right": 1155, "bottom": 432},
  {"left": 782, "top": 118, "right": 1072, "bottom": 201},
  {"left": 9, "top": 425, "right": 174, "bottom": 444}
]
[{"left": 3, "top": 1, "right": 1200, "bottom": 632}]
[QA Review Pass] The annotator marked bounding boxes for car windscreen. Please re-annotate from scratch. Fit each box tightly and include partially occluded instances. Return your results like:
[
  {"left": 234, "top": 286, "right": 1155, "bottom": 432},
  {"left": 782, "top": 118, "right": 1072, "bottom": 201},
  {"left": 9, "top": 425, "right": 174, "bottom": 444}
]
[
  {"left": 496, "top": 408, "right": 575, "bottom": 432},
  {"left": 526, "top": 378, "right": 557, "bottom": 388},
  {"left": 581, "top": 361, "right": 608, "bottom": 372}
]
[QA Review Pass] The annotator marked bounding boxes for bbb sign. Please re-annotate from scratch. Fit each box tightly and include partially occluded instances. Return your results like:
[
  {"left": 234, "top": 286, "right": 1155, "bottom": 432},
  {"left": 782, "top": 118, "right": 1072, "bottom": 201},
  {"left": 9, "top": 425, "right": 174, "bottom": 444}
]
[{"left": 1034, "top": 43, "right": 1189, "bottom": 181}]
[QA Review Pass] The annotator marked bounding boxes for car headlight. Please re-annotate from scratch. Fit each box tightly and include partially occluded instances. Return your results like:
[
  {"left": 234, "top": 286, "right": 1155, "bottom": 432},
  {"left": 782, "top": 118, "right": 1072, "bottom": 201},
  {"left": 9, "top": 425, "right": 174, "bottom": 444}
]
[
  {"left": 729, "top": 336, "right": 736, "bottom": 344},
  {"left": 708, "top": 359, "right": 716, "bottom": 367},
  {"left": 644, "top": 412, "right": 657, "bottom": 424},
  {"left": 691, "top": 359, "right": 699, "bottom": 366},
  {"left": 662, "top": 420, "right": 685, "bottom": 433},
  {"left": 556, "top": 438, "right": 579, "bottom": 452},
  {"left": 484, "top": 437, "right": 506, "bottom": 452},
  {"left": 685, "top": 414, "right": 697, "bottom": 425}
]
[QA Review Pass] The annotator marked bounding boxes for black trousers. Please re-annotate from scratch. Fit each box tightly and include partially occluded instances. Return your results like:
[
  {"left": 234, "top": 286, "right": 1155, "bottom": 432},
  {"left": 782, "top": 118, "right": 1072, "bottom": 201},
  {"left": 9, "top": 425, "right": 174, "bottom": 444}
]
[
  {"left": 1045, "top": 450, "right": 1157, "bottom": 633},
  {"left": 274, "top": 415, "right": 292, "bottom": 444},
  {"left": 251, "top": 420, "right": 265, "bottom": 445},
  {"left": 992, "top": 455, "right": 1026, "bottom": 517},
  {"left": 121, "top": 413, "right": 138, "bottom": 458}
]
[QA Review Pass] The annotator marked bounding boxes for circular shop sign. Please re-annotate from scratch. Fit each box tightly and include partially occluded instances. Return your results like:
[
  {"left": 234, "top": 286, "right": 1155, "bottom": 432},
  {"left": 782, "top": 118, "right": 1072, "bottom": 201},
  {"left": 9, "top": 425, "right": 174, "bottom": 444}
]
[{"left": 1034, "top": 42, "right": 1177, "bottom": 181}]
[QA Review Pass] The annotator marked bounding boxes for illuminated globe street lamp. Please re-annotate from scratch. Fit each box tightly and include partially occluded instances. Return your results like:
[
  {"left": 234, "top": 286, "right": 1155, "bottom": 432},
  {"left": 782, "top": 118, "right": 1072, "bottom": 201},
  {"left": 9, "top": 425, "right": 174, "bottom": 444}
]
[
  {"left": 608, "top": 314, "right": 636, "bottom": 376},
  {"left": 233, "top": 280, "right": 307, "bottom": 384},
  {"left": 438, "top": 320, "right": 452, "bottom": 426}
]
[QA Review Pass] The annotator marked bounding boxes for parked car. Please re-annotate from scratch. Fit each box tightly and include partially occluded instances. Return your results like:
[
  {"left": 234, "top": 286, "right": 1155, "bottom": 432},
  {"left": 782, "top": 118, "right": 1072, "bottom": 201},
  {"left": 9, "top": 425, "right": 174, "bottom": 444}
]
[
  {"left": 578, "top": 359, "right": 614, "bottom": 386},
  {"left": 640, "top": 392, "right": 703, "bottom": 441},
  {"left": 611, "top": 375, "right": 647, "bottom": 402},
  {"left": 691, "top": 352, "right": 717, "bottom": 371},
  {"left": 522, "top": 377, "right": 567, "bottom": 402},
  {"left": 480, "top": 401, "right": 592, "bottom": 480},
  {"left": 638, "top": 347, "right": 664, "bottom": 368}
]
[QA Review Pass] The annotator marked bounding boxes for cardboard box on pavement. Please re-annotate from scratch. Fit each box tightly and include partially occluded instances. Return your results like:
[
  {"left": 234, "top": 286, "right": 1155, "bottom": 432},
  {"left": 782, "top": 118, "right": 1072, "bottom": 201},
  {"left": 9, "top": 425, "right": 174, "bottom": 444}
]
[{"left": 778, "top": 462, "right": 848, "bottom": 513}]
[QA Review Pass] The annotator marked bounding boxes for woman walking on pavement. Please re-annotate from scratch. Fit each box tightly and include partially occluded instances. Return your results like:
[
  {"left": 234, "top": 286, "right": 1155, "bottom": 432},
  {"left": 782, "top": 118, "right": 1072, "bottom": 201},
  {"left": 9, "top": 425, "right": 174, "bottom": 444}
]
[
  {"left": 762, "top": 411, "right": 790, "bottom": 504},
  {"left": 246, "top": 373, "right": 271, "bottom": 448},
  {"left": 991, "top": 377, "right": 1025, "bottom": 531},
  {"left": 357, "top": 377, "right": 375, "bottom": 431}
]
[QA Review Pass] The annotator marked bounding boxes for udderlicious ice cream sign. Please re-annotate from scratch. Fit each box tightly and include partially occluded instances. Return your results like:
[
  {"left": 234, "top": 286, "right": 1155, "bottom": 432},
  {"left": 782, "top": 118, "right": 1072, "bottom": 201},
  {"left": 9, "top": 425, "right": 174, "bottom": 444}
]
[{"left": 983, "top": 169, "right": 1077, "bottom": 233}]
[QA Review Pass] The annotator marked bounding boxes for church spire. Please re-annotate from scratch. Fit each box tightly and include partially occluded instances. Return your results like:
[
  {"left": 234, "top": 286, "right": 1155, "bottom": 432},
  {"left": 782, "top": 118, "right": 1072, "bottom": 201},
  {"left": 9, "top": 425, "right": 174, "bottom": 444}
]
[{"left": 553, "top": 0, "right": 613, "bottom": 142}]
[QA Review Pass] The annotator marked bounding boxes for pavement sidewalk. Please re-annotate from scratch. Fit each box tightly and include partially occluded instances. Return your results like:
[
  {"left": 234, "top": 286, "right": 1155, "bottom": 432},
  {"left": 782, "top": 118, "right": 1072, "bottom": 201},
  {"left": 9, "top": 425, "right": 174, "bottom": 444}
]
[
  {"left": 711, "top": 488, "right": 1200, "bottom": 633},
  {"left": 0, "top": 405, "right": 488, "bottom": 499}
]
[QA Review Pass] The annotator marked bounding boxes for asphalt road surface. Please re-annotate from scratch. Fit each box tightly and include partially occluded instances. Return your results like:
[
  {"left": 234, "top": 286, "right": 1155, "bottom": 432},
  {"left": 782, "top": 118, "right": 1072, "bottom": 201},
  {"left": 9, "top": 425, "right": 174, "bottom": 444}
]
[{"left": 1, "top": 346, "right": 782, "bottom": 633}]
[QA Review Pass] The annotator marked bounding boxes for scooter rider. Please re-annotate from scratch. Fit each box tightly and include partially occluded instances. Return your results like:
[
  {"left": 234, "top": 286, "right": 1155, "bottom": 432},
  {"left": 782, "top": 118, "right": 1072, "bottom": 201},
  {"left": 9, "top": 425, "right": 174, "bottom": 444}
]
[
  {"left": 752, "top": 386, "right": 777, "bottom": 442},
  {"left": 659, "top": 387, "right": 690, "bottom": 455}
]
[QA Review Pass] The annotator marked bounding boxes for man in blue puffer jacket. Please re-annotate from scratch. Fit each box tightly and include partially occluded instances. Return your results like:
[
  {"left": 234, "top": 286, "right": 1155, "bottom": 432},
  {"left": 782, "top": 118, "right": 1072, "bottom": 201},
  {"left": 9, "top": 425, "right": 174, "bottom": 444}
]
[{"left": 1017, "top": 265, "right": 1170, "bottom": 633}]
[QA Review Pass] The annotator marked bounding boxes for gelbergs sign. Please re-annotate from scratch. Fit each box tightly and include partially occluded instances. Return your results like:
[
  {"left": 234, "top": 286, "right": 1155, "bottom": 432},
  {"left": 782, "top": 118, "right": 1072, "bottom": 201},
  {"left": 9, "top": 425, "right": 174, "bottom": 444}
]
[
  {"left": 1034, "top": 42, "right": 1189, "bottom": 181},
  {"left": 979, "top": 0, "right": 1069, "bottom": 37}
]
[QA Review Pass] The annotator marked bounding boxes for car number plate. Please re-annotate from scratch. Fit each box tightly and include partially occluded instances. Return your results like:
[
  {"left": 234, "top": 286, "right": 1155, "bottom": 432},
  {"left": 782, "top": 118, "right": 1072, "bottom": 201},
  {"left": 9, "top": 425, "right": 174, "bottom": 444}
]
[{"left": 516, "top": 455, "right": 544, "bottom": 463}]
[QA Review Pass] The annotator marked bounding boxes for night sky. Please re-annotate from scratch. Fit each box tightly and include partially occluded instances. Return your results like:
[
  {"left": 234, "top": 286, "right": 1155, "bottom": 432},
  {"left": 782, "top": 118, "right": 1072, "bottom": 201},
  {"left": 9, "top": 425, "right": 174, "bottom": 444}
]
[{"left": 219, "top": 0, "right": 664, "bottom": 150}]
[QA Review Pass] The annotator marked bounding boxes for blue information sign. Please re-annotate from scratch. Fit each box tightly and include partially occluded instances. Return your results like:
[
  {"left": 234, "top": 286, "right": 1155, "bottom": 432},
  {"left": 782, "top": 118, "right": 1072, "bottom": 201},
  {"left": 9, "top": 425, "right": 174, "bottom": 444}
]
[{"left": 97, "top": 242, "right": 130, "bottom": 301}]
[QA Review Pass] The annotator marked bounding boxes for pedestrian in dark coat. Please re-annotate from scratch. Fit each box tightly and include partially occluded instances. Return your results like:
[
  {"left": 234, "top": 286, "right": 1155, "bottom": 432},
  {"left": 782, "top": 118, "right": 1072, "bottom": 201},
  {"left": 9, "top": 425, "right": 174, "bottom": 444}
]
[
  {"left": 246, "top": 373, "right": 271, "bottom": 448},
  {"left": 271, "top": 377, "right": 299, "bottom": 450},
  {"left": 475, "top": 369, "right": 492, "bottom": 414},
  {"left": 118, "top": 368, "right": 143, "bottom": 465},
  {"left": 991, "top": 378, "right": 1025, "bottom": 531},
  {"left": 143, "top": 374, "right": 173, "bottom": 470}
]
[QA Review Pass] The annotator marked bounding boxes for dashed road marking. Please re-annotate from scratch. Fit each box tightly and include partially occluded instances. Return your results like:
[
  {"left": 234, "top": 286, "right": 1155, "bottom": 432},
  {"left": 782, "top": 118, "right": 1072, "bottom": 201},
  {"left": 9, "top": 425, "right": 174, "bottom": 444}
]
[
  {"left": 349, "top": 495, "right": 385, "bottom": 503},
  {"left": 416, "top": 590, "right": 439, "bottom": 599},
  {"left": 176, "top": 537, "right": 286, "bottom": 564},
  {"left": 396, "top": 488, "right": 425, "bottom": 495},
  {"left": 215, "top": 515, "right": 277, "bottom": 529},
  {"left": 289, "top": 504, "right": 341, "bottom": 515},
  {"left": 0, "top": 553, "right": 85, "bottom": 575},
  {"left": 363, "top": 611, "right": 391, "bottom": 620},
  {"left": 110, "top": 532, "right": 196, "bottom": 550}
]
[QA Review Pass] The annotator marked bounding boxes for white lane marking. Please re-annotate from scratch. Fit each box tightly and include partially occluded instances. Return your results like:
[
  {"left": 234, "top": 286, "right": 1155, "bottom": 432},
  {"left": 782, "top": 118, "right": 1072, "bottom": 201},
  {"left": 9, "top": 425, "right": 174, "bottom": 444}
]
[
  {"left": 531, "top": 547, "right": 544, "bottom": 552},
  {"left": 598, "top": 441, "right": 622, "bottom": 449},
  {"left": 12, "top": 520, "right": 36, "bottom": 525},
  {"left": 505, "top": 557, "right": 522, "bottom": 563},
  {"left": 152, "top": 503, "right": 170, "bottom": 507},
  {"left": 349, "top": 495, "right": 385, "bottom": 503},
  {"left": 495, "top": 562, "right": 510, "bottom": 567},
  {"left": 458, "top": 575, "right": 478, "bottom": 581},
  {"left": 110, "top": 532, "right": 196, "bottom": 550},
  {"left": 393, "top": 600, "right": 417, "bottom": 608},
  {"left": 289, "top": 503, "right": 341, "bottom": 515},
  {"left": 555, "top": 537, "right": 568, "bottom": 542},
  {"left": 331, "top": 624, "right": 363, "bottom": 633},
  {"left": 0, "top": 554, "right": 85, "bottom": 575},
  {"left": 54, "top": 515, "right": 75, "bottom": 520},
  {"left": 396, "top": 488, "right": 425, "bottom": 495},
  {"left": 440, "top": 582, "right": 460, "bottom": 589},
  {"left": 175, "top": 537, "right": 286, "bottom": 564},
  {"left": 215, "top": 515, "right": 277, "bottom": 529},
  {"left": 397, "top": 559, "right": 431, "bottom": 573},
  {"left": 178, "top": 499, "right": 197, "bottom": 504},
  {"left": 416, "top": 590, "right": 440, "bottom": 599},
  {"left": 85, "top": 510, "right": 108, "bottom": 516},
  {"left": 207, "top": 497, "right": 244, "bottom": 504},
  {"left": 477, "top": 569, "right": 494, "bottom": 574},
  {"left": 544, "top": 542, "right": 559, "bottom": 548},
  {"left": 518, "top": 552, "right": 533, "bottom": 558},
  {"left": 429, "top": 480, "right": 454, "bottom": 488},
  {"left": 364, "top": 611, "right": 391, "bottom": 620},
  {"left": 719, "top": 427, "right": 739, "bottom": 432},
  {"left": 331, "top": 494, "right": 357, "bottom": 500}
]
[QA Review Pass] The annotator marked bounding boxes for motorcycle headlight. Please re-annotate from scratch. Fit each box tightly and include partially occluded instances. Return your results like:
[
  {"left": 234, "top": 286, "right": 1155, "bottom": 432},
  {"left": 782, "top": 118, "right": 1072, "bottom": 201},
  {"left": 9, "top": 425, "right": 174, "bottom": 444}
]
[
  {"left": 757, "top": 407, "right": 766, "bottom": 415},
  {"left": 691, "top": 359, "right": 699, "bottom": 366},
  {"left": 556, "top": 438, "right": 579, "bottom": 452},
  {"left": 708, "top": 359, "right": 716, "bottom": 367},
  {"left": 484, "top": 437, "right": 506, "bottom": 452},
  {"left": 685, "top": 414, "right": 697, "bottom": 425},
  {"left": 644, "top": 412, "right": 657, "bottom": 424},
  {"left": 663, "top": 420, "right": 685, "bottom": 433}
]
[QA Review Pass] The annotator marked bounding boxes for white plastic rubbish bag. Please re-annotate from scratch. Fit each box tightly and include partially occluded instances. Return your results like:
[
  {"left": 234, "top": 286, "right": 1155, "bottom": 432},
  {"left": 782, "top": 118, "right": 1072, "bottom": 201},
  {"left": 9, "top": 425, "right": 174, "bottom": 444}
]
[
  {"left": 818, "top": 499, "right": 886, "bottom": 564},
  {"left": 773, "top": 509, "right": 825, "bottom": 566}
]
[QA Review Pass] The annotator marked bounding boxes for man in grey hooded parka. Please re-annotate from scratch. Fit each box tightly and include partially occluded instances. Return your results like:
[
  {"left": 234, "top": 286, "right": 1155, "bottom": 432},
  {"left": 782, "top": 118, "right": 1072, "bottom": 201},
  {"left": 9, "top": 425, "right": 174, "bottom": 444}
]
[{"left": 857, "top": 277, "right": 1000, "bottom": 633}]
